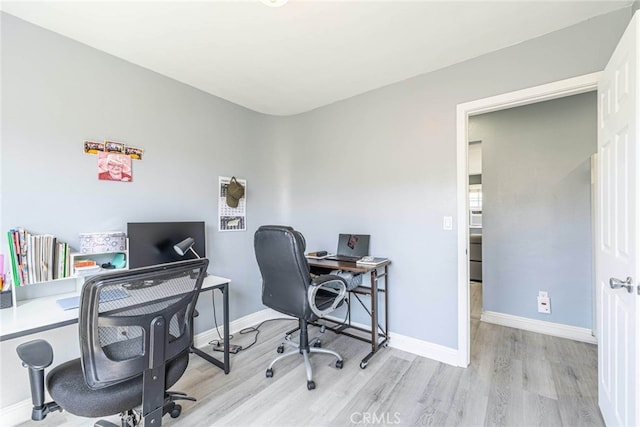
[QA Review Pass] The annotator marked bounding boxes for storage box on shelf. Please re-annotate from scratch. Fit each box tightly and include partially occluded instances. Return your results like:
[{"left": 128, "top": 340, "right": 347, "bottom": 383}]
[
  {"left": 70, "top": 250, "right": 128, "bottom": 277},
  {"left": 78, "top": 232, "right": 126, "bottom": 254}
]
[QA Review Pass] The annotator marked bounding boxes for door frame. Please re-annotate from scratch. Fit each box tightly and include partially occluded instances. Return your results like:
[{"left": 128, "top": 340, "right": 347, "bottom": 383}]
[{"left": 455, "top": 72, "right": 601, "bottom": 367}]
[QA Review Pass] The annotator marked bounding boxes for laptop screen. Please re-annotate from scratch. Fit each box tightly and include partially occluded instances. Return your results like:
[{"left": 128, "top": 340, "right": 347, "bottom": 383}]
[{"left": 336, "top": 234, "right": 370, "bottom": 257}]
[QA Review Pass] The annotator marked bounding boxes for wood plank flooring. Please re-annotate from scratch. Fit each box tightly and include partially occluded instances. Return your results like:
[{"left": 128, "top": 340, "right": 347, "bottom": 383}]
[{"left": 17, "top": 287, "right": 603, "bottom": 427}]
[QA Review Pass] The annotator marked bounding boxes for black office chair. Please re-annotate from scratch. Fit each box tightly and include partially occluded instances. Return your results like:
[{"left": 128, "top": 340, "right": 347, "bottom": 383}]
[
  {"left": 16, "top": 258, "right": 209, "bottom": 427},
  {"left": 254, "top": 225, "right": 348, "bottom": 390}
]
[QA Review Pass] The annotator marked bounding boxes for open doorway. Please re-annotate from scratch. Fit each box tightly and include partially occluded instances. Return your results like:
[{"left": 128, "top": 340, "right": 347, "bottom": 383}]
[
  {"left": 466, "top": 93, "right": 597, "bottom": 358},
  {"left": 455, "top": 72, "right": 600, "bottom": 367},
  {"left": 467, "top": 141, "right": 483, "bottom": 329}
]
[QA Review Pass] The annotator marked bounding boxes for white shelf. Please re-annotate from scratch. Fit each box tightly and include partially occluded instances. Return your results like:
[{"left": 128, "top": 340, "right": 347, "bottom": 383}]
[
  {"left": 70, "top": 250, "right": 128, "bottom": 277},
  {"left": 11, "top": 276, "right": 81, "bottom": 305},
  {"left": 5, "top": 251, "right": 128, "bottom": 307}
]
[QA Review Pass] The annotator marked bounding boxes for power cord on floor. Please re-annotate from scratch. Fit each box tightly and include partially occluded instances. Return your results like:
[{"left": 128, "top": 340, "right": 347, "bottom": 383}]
[
  {"left": 206, "top": 296, "right": 350, "bottom": 353},
  {"left": 233, "top": 300, "right": 350, "bottom": 352},
  {"left": 207, "top": 291, "right": 234, "bottom": 346},
  {"left": 236, "top": 318, "right": 296, "bottom": 351}
]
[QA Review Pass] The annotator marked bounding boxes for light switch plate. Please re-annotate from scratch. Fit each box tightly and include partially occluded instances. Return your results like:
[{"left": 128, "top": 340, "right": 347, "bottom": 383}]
[{"left": 443, "top": 216, "right": 453, "bottom": 230}]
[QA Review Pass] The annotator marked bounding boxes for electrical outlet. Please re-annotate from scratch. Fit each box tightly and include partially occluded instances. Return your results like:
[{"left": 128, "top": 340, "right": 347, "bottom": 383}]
[{"left": 537, "top": 292, "right": 551, "bottom": 314}]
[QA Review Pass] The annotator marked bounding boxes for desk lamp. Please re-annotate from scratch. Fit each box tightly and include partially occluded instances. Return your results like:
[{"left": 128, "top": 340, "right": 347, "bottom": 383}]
[{"left": 173, "top": 237, "right": 200, "bottom": 259}]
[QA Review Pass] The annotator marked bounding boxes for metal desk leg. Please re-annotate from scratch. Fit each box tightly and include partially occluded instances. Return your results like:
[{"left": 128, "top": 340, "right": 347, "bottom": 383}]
[
  {"left": 222, "top": 283, "right": 230, "bottom": 373},
  {"left": 384, "top": 265, "right": 389, "bottom": 344},
  {"left": 359, "top": 266, "right": 390, "bottom": 369},
  {"left": 359, "top": 269, "right": 379, "bottom": 369},
  {"left": 189, "top": 283, "right": 230, "bottom": 374}
]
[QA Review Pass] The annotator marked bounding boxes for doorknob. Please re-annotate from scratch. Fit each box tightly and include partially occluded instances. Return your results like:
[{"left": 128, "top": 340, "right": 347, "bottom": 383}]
[{"left": 609, "top": 276, "right": 634, "bottom": 293}]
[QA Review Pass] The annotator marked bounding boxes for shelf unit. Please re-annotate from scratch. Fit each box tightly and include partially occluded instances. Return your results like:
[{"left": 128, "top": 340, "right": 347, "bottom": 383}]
[
  {"left": 70, "top": 250, "right": 128, "bottom": 277},
  {"left": 5, "top": 249, "right": 128, "bottom": 308},
  {"left": 9, "top": 276, "right": 80, "bottom": 307}
]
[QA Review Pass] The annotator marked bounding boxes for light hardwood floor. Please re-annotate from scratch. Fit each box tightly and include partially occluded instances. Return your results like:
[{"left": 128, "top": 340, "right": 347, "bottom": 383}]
[{"left": 18, "top": 288, "right": 603, "bottom": 427}]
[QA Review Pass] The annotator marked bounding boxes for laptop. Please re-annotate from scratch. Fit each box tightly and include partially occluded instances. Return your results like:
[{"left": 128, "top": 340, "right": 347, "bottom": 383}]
[{"left": 325, "top": 234, "right": 370, "bottom": 262}]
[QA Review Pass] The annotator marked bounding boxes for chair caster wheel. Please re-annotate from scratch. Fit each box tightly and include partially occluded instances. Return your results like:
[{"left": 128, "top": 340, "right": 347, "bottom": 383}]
[
  {"left": 170, "top": 404, "right": 182, "bottom": 418},
  {"left": 307, "top": 380, "right": 316, "bottom": 390},
  {"left": 266, "top": 368, "right": 274, "bottom": 378},
  {"left": 335, "top": 360, "right": 343, "bottom": 369},
  {"left": 360, "top": 361, "right": 368, "bottom": 369},
  {"left": 277, "top": 345, "right": 284, "bottom": 353},
  {"left": 313, "top": 340, "right": 322, "bottom": 348}
]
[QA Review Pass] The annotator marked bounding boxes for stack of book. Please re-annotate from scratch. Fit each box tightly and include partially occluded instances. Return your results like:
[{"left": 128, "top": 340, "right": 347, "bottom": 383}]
[
  {"left": 355, "top": 256, "right": 388, "bottom": 266},
  {"left": 6, "top": 227, "right": 72, "bottom": 286}
]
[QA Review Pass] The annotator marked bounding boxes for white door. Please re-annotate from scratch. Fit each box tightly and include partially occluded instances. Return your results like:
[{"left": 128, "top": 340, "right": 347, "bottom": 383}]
[{"left": 597, "top": 11, "right": 640, "bottom": 427}]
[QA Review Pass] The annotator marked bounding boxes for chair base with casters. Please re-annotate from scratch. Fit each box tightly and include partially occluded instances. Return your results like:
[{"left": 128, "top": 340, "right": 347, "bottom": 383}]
[
  {"left": 15, "top": 260, "right": 209, "bottom": 427},
  {"left": 265, "top": 318, "right": 343, "bottom": 390},
  {"left": 254, "top": 225, "right": 348, "bottom": 391},
  {"left": 17, "top": 339, "right": 196, "bottom": 427}
]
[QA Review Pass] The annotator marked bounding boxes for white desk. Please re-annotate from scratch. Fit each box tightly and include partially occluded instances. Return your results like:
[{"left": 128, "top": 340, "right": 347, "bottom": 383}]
[{"left": 0, "top": 275, "right": 231, "bottom": 373}]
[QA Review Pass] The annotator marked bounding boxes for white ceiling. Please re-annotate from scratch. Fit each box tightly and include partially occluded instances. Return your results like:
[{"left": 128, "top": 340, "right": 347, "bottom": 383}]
[{"left": 1, "top": 1, "right": 631, "bottom": 116}]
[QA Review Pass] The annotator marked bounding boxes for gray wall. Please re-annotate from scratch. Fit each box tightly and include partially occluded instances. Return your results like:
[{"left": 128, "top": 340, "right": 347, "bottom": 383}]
[
  {"left": 0, "top": 12, "right": 283, "bottom": 408},
  {"left": 0, "top": 12, "right": 282, "bottom": 322},
  {"left": 470, "top": 93, "right": 596, "bottom": 328},
  {"left": 0, "top": 6, "right": 632, "bottom": 411},
  {"left": 276, "top": 9, "right": 629, "bottom": 347}
]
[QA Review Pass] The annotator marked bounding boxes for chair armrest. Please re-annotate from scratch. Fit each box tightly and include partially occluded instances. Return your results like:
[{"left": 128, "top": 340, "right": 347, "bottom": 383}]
[
  {"left": 16, "top": 339, "right": 58, "bottom": 420},
  {"left": 16, "top": 339, "right": 53, "bottom": 370},
  {"left": 308, "top": 275, "right": 348, "bottom": 318}
]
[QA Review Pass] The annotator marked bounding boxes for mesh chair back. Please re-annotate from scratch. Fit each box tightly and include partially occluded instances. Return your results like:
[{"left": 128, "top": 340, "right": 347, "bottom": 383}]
[
  {"left": 79, "top": 259, "right": 208, "bottom": 389},
  {"left": 254, "top": 225, "right": 314, "bottom": 320}
]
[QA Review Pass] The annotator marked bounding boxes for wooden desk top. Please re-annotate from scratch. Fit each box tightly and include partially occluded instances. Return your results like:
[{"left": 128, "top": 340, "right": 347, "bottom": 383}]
[{"left": 306, "top": 258, "right": 390, "bottom": 273}]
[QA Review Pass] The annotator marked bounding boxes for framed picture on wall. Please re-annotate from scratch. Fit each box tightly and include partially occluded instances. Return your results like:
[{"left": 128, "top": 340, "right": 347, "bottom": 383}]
[
  {"left": 218, "top": 176, "right": 246, "bottom": 231},
  {"left": 97, "top": 152, "right": 132, "bottom": 182}
]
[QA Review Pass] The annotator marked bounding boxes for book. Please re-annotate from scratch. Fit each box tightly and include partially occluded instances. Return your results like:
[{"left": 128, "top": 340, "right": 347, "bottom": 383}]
[
  {"left": 11, "top": 229, "right": 24, "bottom": 285},
  {"left": 56, "top": 242, "right": 70, "bottom": 279},
  {"left": 28, "top": 233, "right": 36, "bottom": 283},
  {"left": 6, "top": 228, "right": 72, "bottom": 284},
  {"left": 74, "top": 260, "right": 97, "bottom": 268},
  {"left": 355, "top": 256, "right": 388, "bottom": 266},
  {"left": 18, "top": 228, "right": 28, "bottom": 285},
  {"left": 6, "top": 230, "right": 20, "bottom": 287}
]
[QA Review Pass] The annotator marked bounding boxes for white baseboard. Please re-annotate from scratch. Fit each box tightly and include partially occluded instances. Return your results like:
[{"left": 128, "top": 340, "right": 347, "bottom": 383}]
[
  {"left": 324, "top": 315, "right": 461, "bottom": 367},
  {"left": 198, "top": 310, "right": 461, "bottom": 367},
  {"left": 480, "top": 311, "right": 597, "bottom": 344},
  {"left": 388, "top": 332, "right": 461, "bottom": 366},
  {"left": 1, "top": 399, "right": 33, "bottom": 427}
]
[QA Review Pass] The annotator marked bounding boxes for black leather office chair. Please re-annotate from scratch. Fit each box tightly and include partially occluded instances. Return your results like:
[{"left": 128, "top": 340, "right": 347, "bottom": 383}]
[
  {"left": 16, "top": 259, "right": 208, "bottom": 427},
  {"left": 254, "top": 225, "right": 348, "bottom": 390}
]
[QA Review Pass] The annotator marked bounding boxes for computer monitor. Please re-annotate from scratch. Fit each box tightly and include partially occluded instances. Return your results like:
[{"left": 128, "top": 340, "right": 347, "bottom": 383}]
[{"left": 127, "top": 221, "right": 206, "bottom": 268}]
